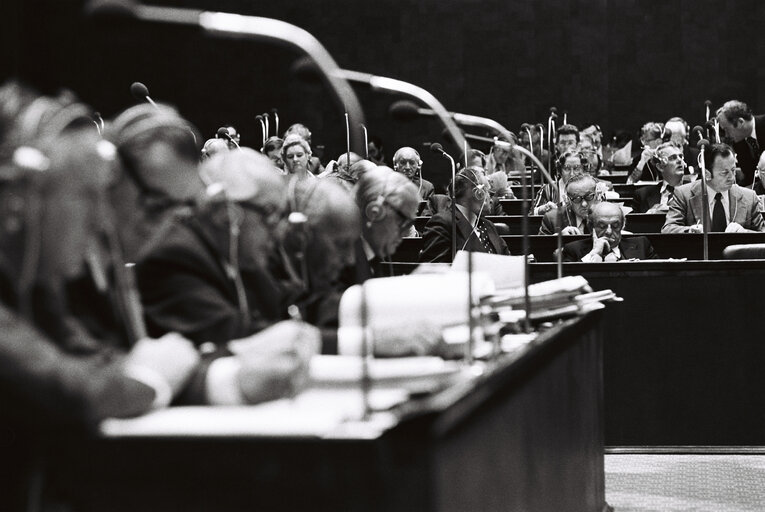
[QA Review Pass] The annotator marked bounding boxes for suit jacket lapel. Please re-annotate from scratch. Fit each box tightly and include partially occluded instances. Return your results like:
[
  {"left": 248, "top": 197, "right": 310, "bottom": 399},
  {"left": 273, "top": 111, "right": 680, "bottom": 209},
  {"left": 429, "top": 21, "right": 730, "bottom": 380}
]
[
  {"left": 455, "top": 209, "right": 478, "bottom": 251},
  {"left": 728, "top": 185, "right": 745, "bottom": 224},
  {"left": 689, "top": 181, "right": 705, "bottom": 228},
  {"left": 618, "top": 239, "right": 639, "bottom": 259}
]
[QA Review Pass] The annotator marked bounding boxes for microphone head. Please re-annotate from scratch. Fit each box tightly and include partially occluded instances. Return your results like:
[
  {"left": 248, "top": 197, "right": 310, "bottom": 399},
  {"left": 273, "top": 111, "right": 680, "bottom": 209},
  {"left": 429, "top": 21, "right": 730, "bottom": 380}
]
[
  {"left": 130, "top": 81, "right": 149, "bottom": 100},
  {"left": 705, "top": 99, "right": 713, "bottom": 107},
  {"left": 697, "top": 139, "right": 710, "bottom": 149},
  {"left": 430, "top": 143, "right": 445, "bottom": 154},
  {"left": 255, "top": 115, "right": 263, "bottom": 122},
  {"left": 704, "top": 119, "right": 717, "bottom": 128},
  {"left": 389, "top": 100, "right": 420, "bottom": 122},
  {"left": 270, "top": 108, "right": 278, "bottom": 115},
  {"left": 691, "top": 125, "right": 705, "bottom": 138},
  {"left": 521, "top": 123, "right": 531, "bottom": 130},
  {"left": 216, "top": 127, "right": 231, "bottom": 140}
]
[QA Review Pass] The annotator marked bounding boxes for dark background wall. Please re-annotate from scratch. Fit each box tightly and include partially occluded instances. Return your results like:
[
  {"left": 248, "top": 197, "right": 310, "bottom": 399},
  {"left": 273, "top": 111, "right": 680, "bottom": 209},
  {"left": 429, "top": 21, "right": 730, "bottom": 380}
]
[{"left": 3, "top": 0, "right": 764, "bottom": 188}]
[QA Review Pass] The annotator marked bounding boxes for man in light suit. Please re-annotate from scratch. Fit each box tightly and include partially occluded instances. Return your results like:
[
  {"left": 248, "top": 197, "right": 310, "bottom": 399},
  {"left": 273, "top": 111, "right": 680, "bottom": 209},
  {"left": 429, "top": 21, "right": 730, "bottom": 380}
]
[
  {"left": 717, "top": 100, "right": 765, "bottom": 187},
  {"left": 662, "top": 143, "right": 765, "bottom": 233},
  {"left": 420, "top": 167, "right": 510, "bottom": 263},
  {"left": 562, "top": 202, "right": 658, "bottom": 262}
]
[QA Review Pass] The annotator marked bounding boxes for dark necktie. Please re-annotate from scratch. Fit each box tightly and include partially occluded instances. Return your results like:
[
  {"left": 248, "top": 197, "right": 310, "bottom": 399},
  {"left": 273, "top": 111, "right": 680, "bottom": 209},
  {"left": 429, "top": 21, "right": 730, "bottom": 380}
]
[
  {"left": 666, "top": 185, "right": 675, "bottom": 200},
  {"left": 747, "top": 137, "right": 761, "bottom": 160},
  {"left": 711, "top": 192, "right": 727, "bottom": 232},
  {"left": 475, "top": 219, "right": 495, "bottom": 254}
]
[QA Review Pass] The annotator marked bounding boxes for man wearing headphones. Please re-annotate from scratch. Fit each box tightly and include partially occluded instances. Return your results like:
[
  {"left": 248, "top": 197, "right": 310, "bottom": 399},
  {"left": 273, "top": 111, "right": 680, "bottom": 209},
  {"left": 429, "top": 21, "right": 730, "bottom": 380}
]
[
  {"left": 348, "top": 166, "right": 420, "bottom": 281},
  {"left": 419, "top": 167, "right": 510, "bottom": 263},
  {"left": 393, "top": 146, "right": 434, "bottom": 202},
  {"left": 106, "top": 103, "right": 207, "bottom": 262},
  {"left": 136, "top": 149, "right": 320, "bottom": 405}
]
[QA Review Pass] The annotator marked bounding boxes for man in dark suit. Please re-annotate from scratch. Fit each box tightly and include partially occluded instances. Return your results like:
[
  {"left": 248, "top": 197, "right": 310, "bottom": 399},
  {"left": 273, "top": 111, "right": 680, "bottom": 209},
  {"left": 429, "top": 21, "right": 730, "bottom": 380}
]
[
  {"left": 562, "top": 202, "right": 658, "bottom": 262},
  {"left": 633, "top": 142, "right": 686, "bottom": 213},
  {"left": 137, "top": 149, "right": 320, "bottom": 405},
  {"left": 717, "top": 100, "right": 765, "bottom": 187},
  {"left": 393, "top": 146, "right": 435, "bottom": 202},
  {"left": 662, "top": 143, "right": 765, "bottom": 233},
  {"left": 539, "top": 173, "right": 604, "bottom": 235},
  {"left": 420, "top": 167, "right": 510, "bottom": 263}
]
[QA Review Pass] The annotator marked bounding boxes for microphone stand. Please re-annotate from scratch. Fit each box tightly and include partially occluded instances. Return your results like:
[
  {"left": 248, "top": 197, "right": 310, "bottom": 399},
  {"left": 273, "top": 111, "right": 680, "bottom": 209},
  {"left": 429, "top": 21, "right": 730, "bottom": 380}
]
[
  {"left": 94, "top": 2, "right": 368, "bottom": 155},
  {"left": 697, "top": 141, "right": 710, "bottom": 260},
  {"left": 432, "top": 145, "right": 457, "bottom": 260},
  {"left": 344, "top": 112, "right": 351, "bottom": 172},
  {"left": 255, "top": 115, "right": 266, "bottom": 148},
  {"left": 523, "top": 125, "right": 536, "bottom": 208},
  {"left": 360, "top": 281, "right": 371, "bottom": 420}
]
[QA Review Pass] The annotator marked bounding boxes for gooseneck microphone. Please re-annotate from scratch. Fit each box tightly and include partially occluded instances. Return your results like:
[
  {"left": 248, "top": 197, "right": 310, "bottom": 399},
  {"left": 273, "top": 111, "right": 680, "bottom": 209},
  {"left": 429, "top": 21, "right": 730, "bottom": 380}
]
[
  {"left": 705, "top": 99, "right": 712, "bottom": 122},
  {"left": 261, "top": 112, "right": 269, "bottom": 137},
  {"left": 695, "top": 129, "right": 711, "bottom": 260},
  {"left": 270, "top": 108, "right": 279, "bottom": 137},
  {"left": 255, "top": 115, "right": 266, "bottom": 148},
  {"left": 130, "top": 81, "right": 158, "bottom": 109},
  {"left": 90, "top": 1, "right": 367, "bottom": 156}
]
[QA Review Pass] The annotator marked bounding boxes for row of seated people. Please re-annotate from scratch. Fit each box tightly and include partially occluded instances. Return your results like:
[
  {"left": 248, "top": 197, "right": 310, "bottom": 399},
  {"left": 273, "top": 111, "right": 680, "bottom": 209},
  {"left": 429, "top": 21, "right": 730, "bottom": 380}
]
[
  {"left": 1, "top": 79, "right": 763, "bottom": 508},
  {"left": 0, "top": 81, "right": 446, "bottom": 510}
]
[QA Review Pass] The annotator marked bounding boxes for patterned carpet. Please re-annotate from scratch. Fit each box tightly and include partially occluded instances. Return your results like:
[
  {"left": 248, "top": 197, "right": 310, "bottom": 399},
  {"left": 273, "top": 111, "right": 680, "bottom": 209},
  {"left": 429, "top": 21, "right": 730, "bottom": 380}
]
[{"left": 605, "top": 454, "right": 765, "bottom": 512}]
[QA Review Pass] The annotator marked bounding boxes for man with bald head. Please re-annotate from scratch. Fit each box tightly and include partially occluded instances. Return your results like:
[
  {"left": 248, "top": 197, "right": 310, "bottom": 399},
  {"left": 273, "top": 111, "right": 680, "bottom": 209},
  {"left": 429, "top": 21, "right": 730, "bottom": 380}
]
[
  {"left": 562, "top": 202, "right": 658, "bottom": 262},
  {"left": 393, "top": 146, "right": 434, "bottom": 201}
]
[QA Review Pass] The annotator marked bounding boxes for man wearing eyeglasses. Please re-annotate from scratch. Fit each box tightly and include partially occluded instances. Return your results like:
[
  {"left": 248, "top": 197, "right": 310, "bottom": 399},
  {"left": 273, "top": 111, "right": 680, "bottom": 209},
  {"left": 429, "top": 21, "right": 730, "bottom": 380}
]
[
  {"left": 634, "top": 142, "right": 686, "bottom": 213},
  {"left": 562, "top": 202, "right": 658, "bottom": 262},
  {"left": 420, "top": 167, "right": 510, "bottom": 263},
  {"left": 662, "top": 143, "right": 765, "bottom": 233},
  {"left": 393, "top": 146, "right": 434, "bottom": 202},
  {"left": 539, "top": 173, "right": 604, "bottom": 235}
]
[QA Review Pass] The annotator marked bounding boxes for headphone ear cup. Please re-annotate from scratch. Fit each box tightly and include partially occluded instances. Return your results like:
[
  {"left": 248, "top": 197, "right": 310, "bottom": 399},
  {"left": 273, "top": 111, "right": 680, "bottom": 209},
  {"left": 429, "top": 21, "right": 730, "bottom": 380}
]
[{"left": 365, "top": 200, "right": 385, "bottom": 222}]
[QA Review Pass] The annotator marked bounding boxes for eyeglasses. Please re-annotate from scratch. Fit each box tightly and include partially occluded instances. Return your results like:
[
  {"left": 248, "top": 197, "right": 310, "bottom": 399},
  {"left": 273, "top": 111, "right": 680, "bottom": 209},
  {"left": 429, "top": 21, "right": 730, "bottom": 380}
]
[
  {"left": 567, "top": 192, "right": 596, "bottom": 204},
  {"left": 395, "top": 159, "right": 420, "bottom": 168},
  {"left": 562, "top": 165, "right": 583, "bottom": 172},
  {"left": 660, "top": 153, "right": 685, "bottom": 164}
]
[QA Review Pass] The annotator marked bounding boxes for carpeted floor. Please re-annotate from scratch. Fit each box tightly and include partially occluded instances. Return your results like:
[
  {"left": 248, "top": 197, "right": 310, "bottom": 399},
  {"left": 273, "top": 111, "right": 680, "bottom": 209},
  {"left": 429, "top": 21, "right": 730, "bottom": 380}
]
[{"left": 605, "top": 454, "right": 765, "bottom": 512}]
